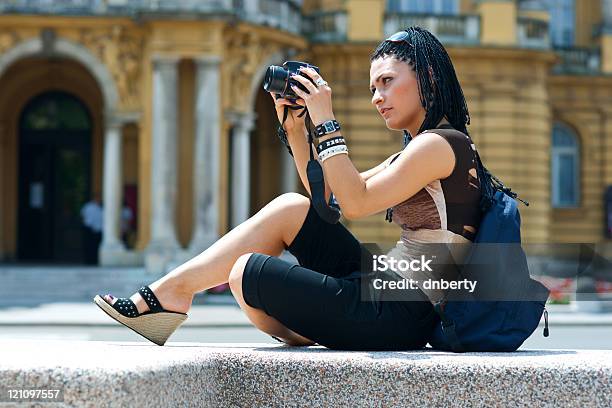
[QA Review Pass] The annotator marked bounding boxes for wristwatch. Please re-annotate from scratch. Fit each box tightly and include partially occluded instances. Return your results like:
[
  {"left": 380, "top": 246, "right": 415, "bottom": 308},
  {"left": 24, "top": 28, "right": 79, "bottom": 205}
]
[{"left": 314, "top": 119, "right": 341, "bottom": 137}]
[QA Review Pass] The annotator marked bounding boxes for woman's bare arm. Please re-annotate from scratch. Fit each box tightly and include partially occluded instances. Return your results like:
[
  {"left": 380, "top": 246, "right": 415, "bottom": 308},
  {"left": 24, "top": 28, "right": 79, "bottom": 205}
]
[
  {"left": 360, "top": 152, "right": 402, "bottom": 182},
  {"left": 320, "top": 133, "right": 455, "bottom": 220}
]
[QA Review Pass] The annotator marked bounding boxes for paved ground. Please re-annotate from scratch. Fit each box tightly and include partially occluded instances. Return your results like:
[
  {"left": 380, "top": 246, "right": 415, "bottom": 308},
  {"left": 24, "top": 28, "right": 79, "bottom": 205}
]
[
  {"left": 0, "top": 325, "right": 275, "bottom": 344},
  {"left": 0, "top": 302, "right": 249, "bottom": 326},
  {"left": 0, "top": 300, "right": 274, "bottom": 345},
  {"left": 0, "top": 302, "right": 611, "bottom": 349}
]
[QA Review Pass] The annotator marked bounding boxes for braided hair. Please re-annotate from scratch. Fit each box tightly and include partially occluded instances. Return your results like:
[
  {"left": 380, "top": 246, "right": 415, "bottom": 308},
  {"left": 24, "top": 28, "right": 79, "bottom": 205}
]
[
  {"left": 370, "top": 26, "right": 470, "bottom": 138},
  {"left": 371, "top": 26, "right": 527, "bottom": 215}
]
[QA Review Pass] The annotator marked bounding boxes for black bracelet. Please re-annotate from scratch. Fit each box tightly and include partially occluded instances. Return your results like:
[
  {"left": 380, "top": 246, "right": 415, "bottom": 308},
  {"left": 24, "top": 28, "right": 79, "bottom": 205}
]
[
  {"left": 314, "top": 119, "right": 341, "bottom": 137},
  {"left": 316, "top": 136, "right": 346, "bottom": 154}
]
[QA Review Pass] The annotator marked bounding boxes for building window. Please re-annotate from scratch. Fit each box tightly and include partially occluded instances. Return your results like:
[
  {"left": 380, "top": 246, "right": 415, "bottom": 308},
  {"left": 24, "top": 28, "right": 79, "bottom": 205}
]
[
  {"left": 386, "top": 0, "right": 458, "bottom": 14},
  {"left": 518, "top": 0, "right": 575, "bottom": 46},
  {"left": 549, "top": 0, "right": 575, "bottom": 47},
  {"left": 551, "top": 123, "right": 580, "bottom": 207}
]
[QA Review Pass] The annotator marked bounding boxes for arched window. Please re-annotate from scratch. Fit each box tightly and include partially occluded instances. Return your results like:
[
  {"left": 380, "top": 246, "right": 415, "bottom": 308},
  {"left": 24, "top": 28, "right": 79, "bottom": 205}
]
[
  {"left": 551, "top": 122, "right": 580, "bottom": 207},
  {"left": 21, "top": 92, "right": 91, "bottom": 131}
]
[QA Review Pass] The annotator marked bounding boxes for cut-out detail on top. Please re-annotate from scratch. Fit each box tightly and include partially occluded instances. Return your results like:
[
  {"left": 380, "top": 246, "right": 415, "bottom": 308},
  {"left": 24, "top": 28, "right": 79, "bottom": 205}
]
[
  {"left": 390, "top": 125, "right": 482, "bottom": 242},
  {"left": 468, "top": 167, "right": 479, "bottom": 189},
  {"left": 463, "top": 225, "right": 476, "bottom": 234}
]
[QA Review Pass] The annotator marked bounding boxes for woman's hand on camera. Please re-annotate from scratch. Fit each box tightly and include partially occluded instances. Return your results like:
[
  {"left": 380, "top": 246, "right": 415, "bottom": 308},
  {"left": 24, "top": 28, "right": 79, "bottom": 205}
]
[
  {"left": 269, "top": 92, "right": 306, "bottom": 137},
  {"left": 289, "top": 67, "right": 335, "bottom": 126}
]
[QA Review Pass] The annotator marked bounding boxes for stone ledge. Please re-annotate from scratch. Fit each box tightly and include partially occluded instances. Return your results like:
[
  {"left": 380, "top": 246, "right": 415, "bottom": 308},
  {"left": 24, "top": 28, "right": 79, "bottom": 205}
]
[{"left": 0, "top": 341, "right": 611, "bottom": 407}]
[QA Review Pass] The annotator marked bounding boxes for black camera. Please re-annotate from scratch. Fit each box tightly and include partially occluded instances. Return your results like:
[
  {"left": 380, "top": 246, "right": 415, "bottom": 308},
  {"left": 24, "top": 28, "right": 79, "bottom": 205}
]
[{"left": 263, "top": 61, "right": 320, "bottom": 99}]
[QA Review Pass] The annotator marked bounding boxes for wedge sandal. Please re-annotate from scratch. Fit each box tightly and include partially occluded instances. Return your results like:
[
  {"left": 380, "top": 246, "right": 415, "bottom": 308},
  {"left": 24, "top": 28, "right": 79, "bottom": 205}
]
[{"left": 93, "top": 285, "right": 187, "bottom": 346}]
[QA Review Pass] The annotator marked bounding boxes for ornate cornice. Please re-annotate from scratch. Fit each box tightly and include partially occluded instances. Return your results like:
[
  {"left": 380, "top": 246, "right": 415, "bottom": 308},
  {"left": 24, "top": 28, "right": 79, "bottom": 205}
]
[{"left": 78, "top": 25, "right": 144, "bottom": 111}]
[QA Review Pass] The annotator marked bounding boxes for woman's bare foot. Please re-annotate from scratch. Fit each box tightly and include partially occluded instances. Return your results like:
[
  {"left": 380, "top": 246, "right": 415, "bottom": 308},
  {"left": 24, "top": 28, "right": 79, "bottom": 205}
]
[{"left": 102, "top": 280, "right": 194, "bottom": 315}]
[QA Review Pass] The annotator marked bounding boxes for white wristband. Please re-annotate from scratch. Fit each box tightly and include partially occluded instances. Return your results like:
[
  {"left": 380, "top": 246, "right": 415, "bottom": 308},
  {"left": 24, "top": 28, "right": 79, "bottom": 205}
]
[
  {"left": 321, "top": 150, "right": 349, "bottom": 163},
  {"left": 320, "top": 148, "right": 349, "bottom": 163},
  {"left": 318, "top": 144, "right": 348, "bottom": 161}
]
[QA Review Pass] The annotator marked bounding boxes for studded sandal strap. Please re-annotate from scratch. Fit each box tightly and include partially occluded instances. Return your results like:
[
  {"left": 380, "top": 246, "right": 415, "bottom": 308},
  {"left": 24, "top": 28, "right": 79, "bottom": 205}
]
[
  {"left": 111, "top": 297, "right": 139, "bottom": 318},
  {"left": 138, "top": 286, "right": 164, "bottom": 313}
]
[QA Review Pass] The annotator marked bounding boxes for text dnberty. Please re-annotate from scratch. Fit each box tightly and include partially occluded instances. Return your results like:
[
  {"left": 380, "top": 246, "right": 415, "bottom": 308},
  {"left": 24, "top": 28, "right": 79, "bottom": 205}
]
[{"left": 372, "top": 278, "right": 477, "bottom": 293}]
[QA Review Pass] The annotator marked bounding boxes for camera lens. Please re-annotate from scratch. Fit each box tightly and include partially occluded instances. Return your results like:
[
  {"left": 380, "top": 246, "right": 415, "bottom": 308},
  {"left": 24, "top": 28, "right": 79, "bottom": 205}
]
[{"left": 263, "top": 65, "right": 289, "bottom": 95}]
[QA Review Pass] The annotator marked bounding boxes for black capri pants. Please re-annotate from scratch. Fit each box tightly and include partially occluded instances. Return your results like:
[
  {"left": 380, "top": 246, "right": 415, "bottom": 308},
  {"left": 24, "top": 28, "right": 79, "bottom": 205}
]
[{"left": 242, "top": 200, "right": 439, "bottom": 350}]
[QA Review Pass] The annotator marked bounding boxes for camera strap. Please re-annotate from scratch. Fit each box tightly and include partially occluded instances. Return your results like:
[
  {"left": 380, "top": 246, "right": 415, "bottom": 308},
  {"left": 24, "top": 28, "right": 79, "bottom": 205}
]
[
  {"left": 277, "top": 104, "right": 306, "bottom": 156},
  {"left": 280, "top": 105, "right": 341, "bottom": 224},
  {"left": 304, "top": 113, "right": 341, "bottom": 224}
]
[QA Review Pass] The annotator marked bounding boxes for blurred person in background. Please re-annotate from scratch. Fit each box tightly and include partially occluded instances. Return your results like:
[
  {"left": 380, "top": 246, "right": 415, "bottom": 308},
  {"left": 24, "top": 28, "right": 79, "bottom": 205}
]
[{"left": 81, "top": 193, "right": 103, "bottom": 264}]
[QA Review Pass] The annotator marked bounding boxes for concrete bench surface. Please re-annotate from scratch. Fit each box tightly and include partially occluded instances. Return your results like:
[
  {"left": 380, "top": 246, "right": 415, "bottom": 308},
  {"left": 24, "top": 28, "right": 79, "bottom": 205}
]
[{"left": 0, "top": 341, "right": 610, "bottom": 407}]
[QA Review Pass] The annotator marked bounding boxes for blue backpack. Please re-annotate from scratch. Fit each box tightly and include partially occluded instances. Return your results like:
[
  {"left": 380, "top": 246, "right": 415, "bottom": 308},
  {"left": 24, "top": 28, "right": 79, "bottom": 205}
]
[{"left": 428, "top": 176, "right": 550, "bottom": 352}]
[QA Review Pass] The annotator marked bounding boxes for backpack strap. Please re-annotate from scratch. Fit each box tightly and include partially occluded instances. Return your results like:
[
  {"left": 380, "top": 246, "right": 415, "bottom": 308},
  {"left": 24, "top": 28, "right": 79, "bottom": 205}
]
[{"left": 433, "top": 301, "right": 465, "bottom": 352}]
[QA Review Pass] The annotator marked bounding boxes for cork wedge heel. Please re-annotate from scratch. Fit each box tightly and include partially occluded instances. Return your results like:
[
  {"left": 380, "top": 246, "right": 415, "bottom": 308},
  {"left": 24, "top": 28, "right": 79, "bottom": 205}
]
[{"left": 93, "top": 285, "right": 187, "bottom": 346}]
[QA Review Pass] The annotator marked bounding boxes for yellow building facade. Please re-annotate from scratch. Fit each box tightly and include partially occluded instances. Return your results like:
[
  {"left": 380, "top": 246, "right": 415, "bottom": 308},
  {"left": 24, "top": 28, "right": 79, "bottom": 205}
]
[{"left": 1, "top": 0, "right": 611, "bottom": 271}]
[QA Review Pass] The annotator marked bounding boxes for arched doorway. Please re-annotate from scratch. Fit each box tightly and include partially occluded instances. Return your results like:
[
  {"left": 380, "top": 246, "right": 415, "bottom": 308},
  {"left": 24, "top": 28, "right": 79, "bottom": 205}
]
[
  {"left": 17, "top": 91, "right": 92, "bottom": 263},
  {"left": 249, "top": 86, "right": 286, "bottom": 215}
]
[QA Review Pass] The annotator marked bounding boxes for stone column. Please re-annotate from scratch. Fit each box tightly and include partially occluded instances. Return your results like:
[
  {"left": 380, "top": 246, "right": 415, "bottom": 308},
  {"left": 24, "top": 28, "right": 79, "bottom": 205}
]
[
  {"left": 145, "top": 56, "right": 180, "bottom": 274},
  {"left": 188, "top": 56, "right": 222, "bottom": 254},
  {"left": 478, "top": 0, "right": 517, "bottom": 46},
  {"left": 347, "top": 0, "right": 384, "bottom": 41},
  {"left": 229, "top": 112, "right": 255, "bottom": 228},
  {"left": 0, "top": 122, "right": 4, "bottom": 261},
  {"left": 99, "top": 117, "right": 125, "bottom": 264}
]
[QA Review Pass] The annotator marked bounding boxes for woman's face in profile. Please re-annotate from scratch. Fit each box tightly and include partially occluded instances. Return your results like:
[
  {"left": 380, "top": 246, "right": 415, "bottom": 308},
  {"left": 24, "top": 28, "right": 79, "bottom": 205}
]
[{"left": 370, "top": 56, "right": 425, "bottom": 134}]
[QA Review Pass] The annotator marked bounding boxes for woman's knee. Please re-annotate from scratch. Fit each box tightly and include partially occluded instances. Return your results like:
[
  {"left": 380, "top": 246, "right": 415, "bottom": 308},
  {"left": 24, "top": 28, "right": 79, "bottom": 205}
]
[
  {"left": 268, "top": 192, "right": 310, "bottom": 213},
  {"left": 228, "top": 252, "right": 255, "bottom": 290},
  {"left": 259, "top": 193, "right": 311, "bottom": 243}
]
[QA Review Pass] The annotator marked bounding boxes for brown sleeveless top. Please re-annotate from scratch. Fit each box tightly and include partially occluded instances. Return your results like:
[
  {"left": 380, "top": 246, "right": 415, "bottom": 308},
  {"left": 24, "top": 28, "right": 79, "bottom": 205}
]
[{"left": 388, "top": 125, "right": 482, "bottom": 241}]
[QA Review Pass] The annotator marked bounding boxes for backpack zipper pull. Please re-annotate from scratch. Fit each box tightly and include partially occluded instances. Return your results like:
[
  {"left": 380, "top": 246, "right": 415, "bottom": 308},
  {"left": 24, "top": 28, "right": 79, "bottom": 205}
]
[{"left": 543, "top": 308, "right": 549, "bottom": 337}]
